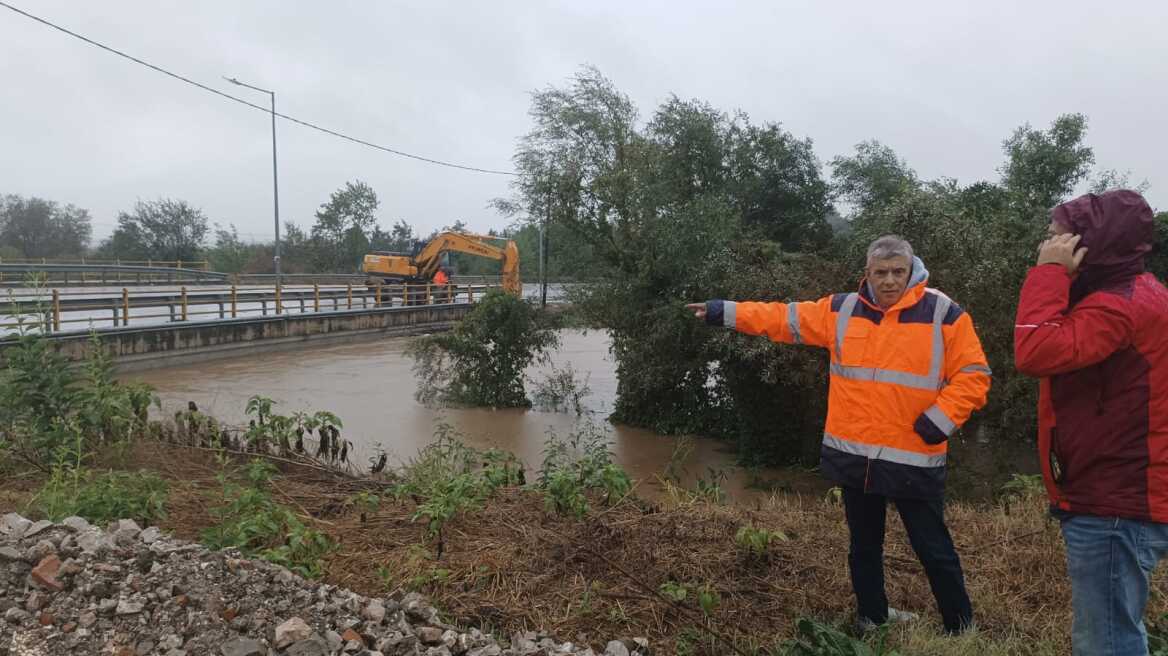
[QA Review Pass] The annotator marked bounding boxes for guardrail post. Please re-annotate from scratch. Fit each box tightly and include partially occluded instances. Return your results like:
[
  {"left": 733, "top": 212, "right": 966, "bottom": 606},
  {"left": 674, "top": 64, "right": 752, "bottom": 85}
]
[
  {"left": 426, "top": 283, "right": 433, "bottom": 305},
  {"left": 51, "top": 289, "right": 60, "bottom": 332},
  {"left": 346, "top": 283, "right": 353, "bottom": 310},
  {"left": 122, "top": 288, "right": 130, "bottom": 326},
  {"left": 112, "top": 306, "right": 119, "bottom": 327},
  {"left": 177, "top": 259, "right": 182, "bottom": 270},
  {"left": 275, "top": 283, "right": 282, "bottom": 315},
  {"left": 375, "top": 282, "right": 382, "bottom": 308},
  {"left": 180, "top": 287, "right": 188, "bottom": 321},
  {"left": 261, "top": 300, "right": 267, "bottom": 316},
  {"left": 231, "top": 285, "right": 237, "bottom": 318},
  {"left": 313, "top": 284, "right": 320, "bottom": 313}
]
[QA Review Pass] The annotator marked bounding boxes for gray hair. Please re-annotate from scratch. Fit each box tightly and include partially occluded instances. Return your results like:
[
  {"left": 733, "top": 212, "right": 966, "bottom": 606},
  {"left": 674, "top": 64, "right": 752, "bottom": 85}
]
[{"left": 866, "top": 235, "right": 914, "bottom": 264}]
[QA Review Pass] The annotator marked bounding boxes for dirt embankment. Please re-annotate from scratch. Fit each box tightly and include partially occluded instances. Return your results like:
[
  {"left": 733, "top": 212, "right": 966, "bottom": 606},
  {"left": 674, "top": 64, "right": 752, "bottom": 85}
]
[{"left": 3, "top": 442, "right": 1162, "bottom": 655}]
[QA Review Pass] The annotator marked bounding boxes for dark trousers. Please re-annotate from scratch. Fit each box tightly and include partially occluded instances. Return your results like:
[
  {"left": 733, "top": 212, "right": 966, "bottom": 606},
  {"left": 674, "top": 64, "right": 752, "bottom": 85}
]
[{"left": 842, "top": 486, "right": 973, "bottom": 633}]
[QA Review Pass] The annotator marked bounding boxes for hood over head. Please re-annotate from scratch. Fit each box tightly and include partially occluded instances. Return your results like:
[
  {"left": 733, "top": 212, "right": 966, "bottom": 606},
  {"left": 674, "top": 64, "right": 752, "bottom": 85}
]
[{"left": 1052, "top": 190, "right": 1154, "bottom": 301}]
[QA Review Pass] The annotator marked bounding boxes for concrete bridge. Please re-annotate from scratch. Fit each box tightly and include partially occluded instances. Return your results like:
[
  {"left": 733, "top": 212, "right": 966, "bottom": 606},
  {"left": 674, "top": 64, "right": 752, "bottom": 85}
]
[{"left": 0, "top": 301, "right": 473, "bottom": 372}]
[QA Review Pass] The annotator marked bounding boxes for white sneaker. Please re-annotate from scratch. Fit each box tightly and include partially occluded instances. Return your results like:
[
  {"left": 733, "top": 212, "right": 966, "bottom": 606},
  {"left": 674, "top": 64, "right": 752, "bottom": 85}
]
[{"left": 854, "top": 607, "right": 918, "bottom": 634}]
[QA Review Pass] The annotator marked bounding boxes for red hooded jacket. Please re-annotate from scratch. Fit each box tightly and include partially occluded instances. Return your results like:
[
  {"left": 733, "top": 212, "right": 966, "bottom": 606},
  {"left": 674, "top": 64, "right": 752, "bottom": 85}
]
[{"left": 1014, "top": 190, "right": 1168, "bottom": 521}]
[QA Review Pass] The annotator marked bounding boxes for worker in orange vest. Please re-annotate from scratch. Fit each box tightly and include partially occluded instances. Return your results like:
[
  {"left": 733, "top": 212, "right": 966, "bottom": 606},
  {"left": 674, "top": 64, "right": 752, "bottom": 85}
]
[
  {"left": 432, "top": 268, "right": 451, "bottom": 303},
  {"left": 689, "top": 234, "right": 991, "bottom": 635}
]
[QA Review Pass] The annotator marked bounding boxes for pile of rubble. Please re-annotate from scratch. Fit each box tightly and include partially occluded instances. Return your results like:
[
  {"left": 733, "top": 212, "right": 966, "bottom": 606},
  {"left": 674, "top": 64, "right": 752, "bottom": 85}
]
[{"left": 0, "top": 513, "right": 648, "bottom": 656}]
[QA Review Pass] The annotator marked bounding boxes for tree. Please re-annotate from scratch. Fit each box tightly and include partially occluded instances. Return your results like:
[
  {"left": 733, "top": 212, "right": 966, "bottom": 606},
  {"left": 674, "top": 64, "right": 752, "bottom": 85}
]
[
  {"left": 0, "top": 195, "right": 92, "bottom": 258},
  {"left": 502, "top": 67, "right": 836, "bottom": 463},
  {"left": 500, "top": 66, "right": 643, "bottom": 273},
  {"left": 103, "top": 199, "right": 209, "bottom": 262},
  {"left": 205, "top": 224, "right": 253, "bottom": 273},
  {"left": 830, "top": 140, "right": 920, "bottom": 214},
  {"left": 1000, "top": 113, "right": 1094, "bottom": 213},
  {"left": 1089, "top": 168, "right": 1152, "bottom": 195},
  {"left": 389, "top": 219, "right": 417, "bottom": 252},
  {"left": 311, "top": 181, "right": 380, "bottom": 272},
  {"left": 726, "top": 120, "right": 833, "bottom": 250},
  {"left": 1150, "top": 211, "right": 1168, "bottom": 282}
]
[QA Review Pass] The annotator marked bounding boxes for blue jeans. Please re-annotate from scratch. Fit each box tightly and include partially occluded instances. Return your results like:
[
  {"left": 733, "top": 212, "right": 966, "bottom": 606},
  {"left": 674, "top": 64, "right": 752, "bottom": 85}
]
[{"left": 1060, "top": 514, "right": 1168, "bottom": 655}]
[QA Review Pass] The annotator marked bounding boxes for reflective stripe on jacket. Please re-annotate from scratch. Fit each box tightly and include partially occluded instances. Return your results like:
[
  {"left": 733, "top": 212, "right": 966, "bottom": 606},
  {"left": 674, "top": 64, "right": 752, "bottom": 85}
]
[{"left": 706, "top": 256, "right": 991, "bottom": 498}]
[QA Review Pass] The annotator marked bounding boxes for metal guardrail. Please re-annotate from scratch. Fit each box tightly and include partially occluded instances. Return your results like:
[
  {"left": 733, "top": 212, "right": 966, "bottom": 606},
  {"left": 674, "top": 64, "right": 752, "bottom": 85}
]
[
  {"left": 0, "top": 263, "right": 226, "bottom": 286},
  {"left": 1, "top": 281, "right": 500, "bottom": 334},
  {"left": 0, "top": 257, "right": 208, "bottom": 269}
]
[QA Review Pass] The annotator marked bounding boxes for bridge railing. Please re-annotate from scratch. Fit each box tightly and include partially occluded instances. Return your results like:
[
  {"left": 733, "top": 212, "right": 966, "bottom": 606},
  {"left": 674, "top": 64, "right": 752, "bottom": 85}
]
[
  {"left": 0, "top": 262, "right": 221, "bottom": 286},
  {"left": 0, "top": 281, "right": 500, "bottom": 335}
]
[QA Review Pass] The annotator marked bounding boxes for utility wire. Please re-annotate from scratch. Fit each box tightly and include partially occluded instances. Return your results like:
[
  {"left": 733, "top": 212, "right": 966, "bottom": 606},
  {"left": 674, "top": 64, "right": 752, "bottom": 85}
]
[{"left": 0, "top": 1, "right": 517, "bottom": 176}]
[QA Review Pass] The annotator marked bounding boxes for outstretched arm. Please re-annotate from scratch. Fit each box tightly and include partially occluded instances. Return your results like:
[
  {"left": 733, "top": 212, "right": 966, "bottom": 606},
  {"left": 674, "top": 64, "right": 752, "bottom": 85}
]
[{"left": 687, "top": 297, "right": 835, "bottom": 348}]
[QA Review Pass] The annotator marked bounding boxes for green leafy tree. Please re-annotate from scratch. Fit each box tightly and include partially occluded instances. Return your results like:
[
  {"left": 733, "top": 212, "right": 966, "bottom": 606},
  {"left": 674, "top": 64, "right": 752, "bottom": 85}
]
[
  {"left": 311, "top": 180, "right": 379, "bottom": 272},
  {"left": 1090, "top": 168, "right": 1151, "bottom": 195},
  {"left": 0, "top": 195, "right": 92, "bottom": 258},
  {"left": 999, "top": 113, "right": 1094, "bottom": 213},
  {"left": 102, "top": 198, "right": 209, "bottom": 262},
  {"left": 830, "top": 140, "right": 920, "bottom": 214},
  {"left": 501, "top": 67, "right": 836, "bottom": 462},
  {"left": 205, "top": 224, "right": 254, "bottom": 273}
]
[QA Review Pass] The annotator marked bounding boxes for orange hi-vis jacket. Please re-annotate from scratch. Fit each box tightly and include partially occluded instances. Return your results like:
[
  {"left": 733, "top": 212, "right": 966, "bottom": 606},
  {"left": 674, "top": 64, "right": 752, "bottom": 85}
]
[{"left": 705, "top": 257, "right": 991, "bottom": 498}]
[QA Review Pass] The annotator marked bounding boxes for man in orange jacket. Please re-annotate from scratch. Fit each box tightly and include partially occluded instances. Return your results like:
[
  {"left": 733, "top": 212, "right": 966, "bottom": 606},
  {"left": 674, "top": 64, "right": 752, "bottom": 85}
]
[{"left": 688, "top": 235, "right": 991, "bottom": 634}]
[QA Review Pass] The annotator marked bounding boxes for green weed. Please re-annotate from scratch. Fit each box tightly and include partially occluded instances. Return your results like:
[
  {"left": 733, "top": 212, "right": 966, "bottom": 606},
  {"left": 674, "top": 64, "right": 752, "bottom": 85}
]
[
  {"left": 201, "top": 458, "right": 334, "bottom": 578},
  {"left": 735, "top": 524, "right": 789, "bottom": 557},
  {"left": 538, "top": 421, "right": 631, "bottom": 517}
]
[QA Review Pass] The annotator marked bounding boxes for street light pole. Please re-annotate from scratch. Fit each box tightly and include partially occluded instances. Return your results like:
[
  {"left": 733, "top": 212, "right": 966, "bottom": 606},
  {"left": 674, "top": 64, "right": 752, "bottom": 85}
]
[{"left": 225, "top": 76, "right": 281, "bottom": 282}]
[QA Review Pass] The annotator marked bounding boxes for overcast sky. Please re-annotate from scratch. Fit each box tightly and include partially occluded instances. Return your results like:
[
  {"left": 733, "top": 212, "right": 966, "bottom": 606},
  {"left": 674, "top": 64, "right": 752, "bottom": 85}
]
[{"left": 1, "top": 1, "right": 1164, "bottom": 244}]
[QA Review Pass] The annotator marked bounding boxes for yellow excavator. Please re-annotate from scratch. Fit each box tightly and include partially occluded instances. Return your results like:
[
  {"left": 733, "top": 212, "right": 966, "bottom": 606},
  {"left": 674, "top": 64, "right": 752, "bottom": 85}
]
[{"left": 361, "top": 231, "right": 521, "bottom": 296}]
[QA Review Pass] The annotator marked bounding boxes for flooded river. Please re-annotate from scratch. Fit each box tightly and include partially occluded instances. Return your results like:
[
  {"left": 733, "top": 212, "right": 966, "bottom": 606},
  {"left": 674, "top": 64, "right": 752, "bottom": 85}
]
[{"left": 124, "top": 329, "right": 828, "bottom": 503}]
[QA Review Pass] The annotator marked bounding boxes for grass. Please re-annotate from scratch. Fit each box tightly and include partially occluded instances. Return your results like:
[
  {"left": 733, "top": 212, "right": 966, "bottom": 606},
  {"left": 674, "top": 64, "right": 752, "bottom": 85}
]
[{"left": 4, "top": 437, "right": 1165, "bottom": 655}]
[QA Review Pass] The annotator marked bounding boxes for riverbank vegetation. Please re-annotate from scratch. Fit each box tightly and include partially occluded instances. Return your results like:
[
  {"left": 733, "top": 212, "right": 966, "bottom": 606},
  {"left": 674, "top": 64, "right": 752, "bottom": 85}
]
[
  {"left": 497, "top": 67, "right": 1168, "bottom": 467},
  {"left": 5, "top": 330, "right": 1168, "bottom": 655},
  {"left": 8, "top": 423, "right": 1165, "bottom": 654}
]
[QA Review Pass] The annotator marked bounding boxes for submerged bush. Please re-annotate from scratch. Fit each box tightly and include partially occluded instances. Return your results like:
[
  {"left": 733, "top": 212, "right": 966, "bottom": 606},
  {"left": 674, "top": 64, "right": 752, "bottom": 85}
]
[{"left": 408, "top": 290, "right": 560, "bottom": 408}]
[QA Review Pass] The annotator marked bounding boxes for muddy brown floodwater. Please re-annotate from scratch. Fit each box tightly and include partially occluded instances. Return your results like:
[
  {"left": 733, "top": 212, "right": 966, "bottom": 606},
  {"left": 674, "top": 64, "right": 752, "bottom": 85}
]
[{"left": 123, "top": 329, "right": 830, "bottom": 504}]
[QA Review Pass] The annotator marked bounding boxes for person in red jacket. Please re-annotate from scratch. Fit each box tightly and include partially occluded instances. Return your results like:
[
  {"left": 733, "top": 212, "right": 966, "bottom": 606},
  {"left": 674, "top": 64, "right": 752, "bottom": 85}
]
[{"left": 1014, "top": 189, "right": 1168, "bottom": 655}]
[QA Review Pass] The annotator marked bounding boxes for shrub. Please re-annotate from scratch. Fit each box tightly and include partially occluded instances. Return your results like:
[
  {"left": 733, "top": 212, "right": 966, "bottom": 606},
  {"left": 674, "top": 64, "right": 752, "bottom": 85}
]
[
  {"left": 392, "top": 424, "right": 526, "bottom": 555},
  {"left": 1, "top": 328, "right": 158, "bottom": 468},
  {"left": 34, "top": 466, "right": 168, "bottom": 525},
  {"left": 408, "top": 290, "right": 559, "bottom": 408},
  {"left": 531, "top": 363, "right": 592, "bottom": 415},
  {"left": 538, "top": 421, "right": 632, "bottom": 517},
  {"left": 201, "top": 459, "right": 334, "bottom": 578}
]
